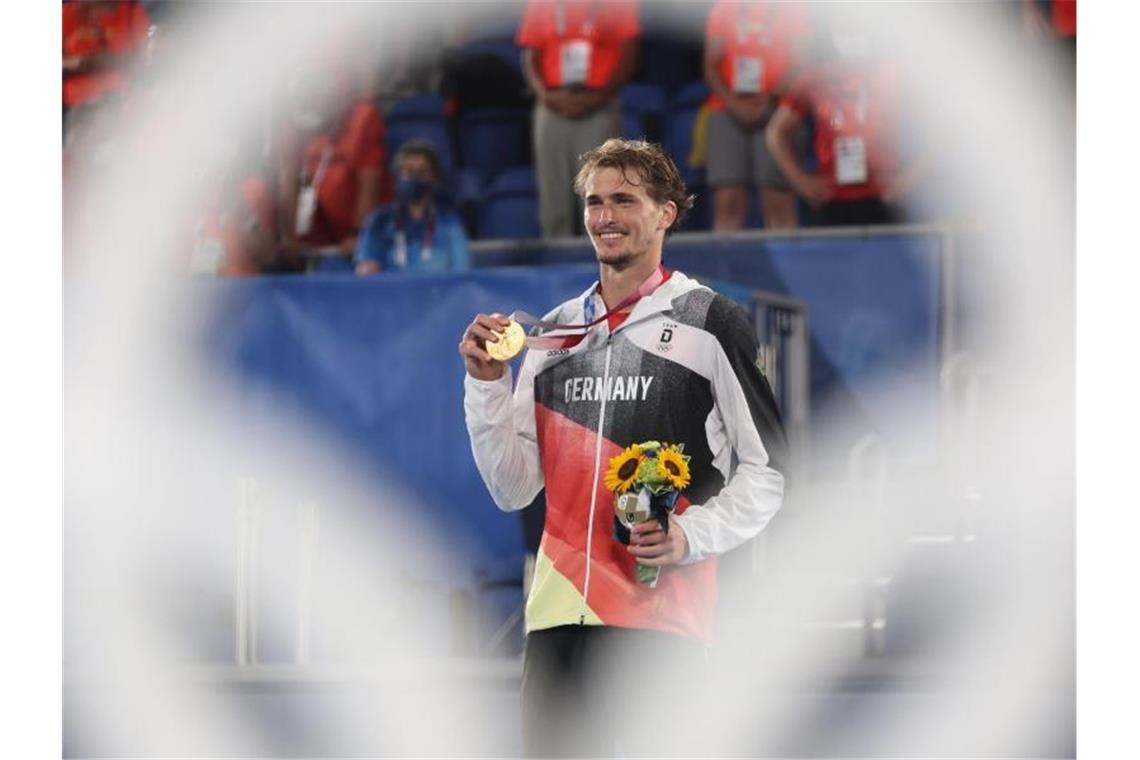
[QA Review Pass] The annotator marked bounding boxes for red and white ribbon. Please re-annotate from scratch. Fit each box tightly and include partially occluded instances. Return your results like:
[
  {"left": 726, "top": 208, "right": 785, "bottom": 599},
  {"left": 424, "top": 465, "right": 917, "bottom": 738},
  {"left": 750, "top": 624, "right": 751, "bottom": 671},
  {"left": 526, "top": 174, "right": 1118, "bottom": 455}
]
[{"left": 513, "top": 265, "right": 668, "bottom": 351}]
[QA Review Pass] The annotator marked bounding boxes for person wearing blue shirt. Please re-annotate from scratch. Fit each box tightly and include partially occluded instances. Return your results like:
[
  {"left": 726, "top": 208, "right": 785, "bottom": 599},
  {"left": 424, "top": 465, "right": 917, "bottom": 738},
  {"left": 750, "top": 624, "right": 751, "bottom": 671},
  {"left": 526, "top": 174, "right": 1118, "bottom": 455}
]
[{"left": 354, "top": 138, "right": 470, "bottom": 274}]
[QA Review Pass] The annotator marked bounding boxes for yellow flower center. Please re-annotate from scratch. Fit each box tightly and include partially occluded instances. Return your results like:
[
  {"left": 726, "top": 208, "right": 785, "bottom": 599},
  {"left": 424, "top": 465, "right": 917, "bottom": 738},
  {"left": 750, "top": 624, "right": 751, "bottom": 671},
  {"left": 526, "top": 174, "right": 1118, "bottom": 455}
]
[{"left": 618, "top": 459, "right": 639, "bottom": 480}]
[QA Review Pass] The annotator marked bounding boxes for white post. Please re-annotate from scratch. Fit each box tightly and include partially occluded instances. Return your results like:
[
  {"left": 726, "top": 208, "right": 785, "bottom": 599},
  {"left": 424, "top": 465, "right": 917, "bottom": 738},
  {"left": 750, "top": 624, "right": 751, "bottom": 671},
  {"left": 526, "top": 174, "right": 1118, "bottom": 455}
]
[
  {"left": 295, "top": 499, "right": 319, "bottom": 665},
  {"left": 848, "top": 435, "right": 887, "bottom": 657},
  {"left": 234, "top": 477, "right": 261, "bottom": 666},
  {"left": 234, "top": 478, "right": 250, "bottom": 665}
]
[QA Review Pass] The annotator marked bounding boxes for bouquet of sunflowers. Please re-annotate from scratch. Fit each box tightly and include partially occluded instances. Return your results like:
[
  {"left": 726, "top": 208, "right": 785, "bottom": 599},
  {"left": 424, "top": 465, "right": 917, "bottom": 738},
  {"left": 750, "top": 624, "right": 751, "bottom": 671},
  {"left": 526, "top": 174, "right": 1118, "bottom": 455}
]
[{"left": 604, "top": 441, "right": 691, "bottom": 586}]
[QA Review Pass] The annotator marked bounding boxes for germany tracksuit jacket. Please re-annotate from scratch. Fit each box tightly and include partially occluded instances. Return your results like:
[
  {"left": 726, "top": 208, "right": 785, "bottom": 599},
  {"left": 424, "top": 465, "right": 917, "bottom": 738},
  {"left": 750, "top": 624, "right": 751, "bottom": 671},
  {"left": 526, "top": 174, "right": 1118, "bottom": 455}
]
[{"left": 464, "top": 270, "right": 787, "bottom": 641}]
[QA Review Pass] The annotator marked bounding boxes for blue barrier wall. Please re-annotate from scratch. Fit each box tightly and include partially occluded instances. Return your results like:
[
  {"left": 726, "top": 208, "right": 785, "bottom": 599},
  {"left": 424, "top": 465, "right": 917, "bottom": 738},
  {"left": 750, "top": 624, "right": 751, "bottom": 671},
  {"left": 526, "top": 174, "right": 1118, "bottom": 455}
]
[
  {"left": 203, "top": 233, "right": 943, "bottom": 581},
  {"left": 204, "top": 265, "right": 603, "bottom": 577}
]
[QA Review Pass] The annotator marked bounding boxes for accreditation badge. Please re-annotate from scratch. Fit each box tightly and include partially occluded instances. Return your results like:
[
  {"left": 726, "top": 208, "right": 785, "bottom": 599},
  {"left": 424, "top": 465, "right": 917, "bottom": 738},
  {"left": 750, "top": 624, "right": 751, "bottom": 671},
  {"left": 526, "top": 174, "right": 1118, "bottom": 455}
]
[
  {"left": 834, "top": 135, "right": 868, "bottom": 185},
  {"left": 732, "top": 56, "right": 763, "bottom": 94},
  {"left": 559, "top": 40, "right": 592, "bottom": 87},
  {"left": 294, "top": 184, "right": 318, "bottom": 236},
  {"left": 486, "top": 319, "right": 527, "bottom": 362}
]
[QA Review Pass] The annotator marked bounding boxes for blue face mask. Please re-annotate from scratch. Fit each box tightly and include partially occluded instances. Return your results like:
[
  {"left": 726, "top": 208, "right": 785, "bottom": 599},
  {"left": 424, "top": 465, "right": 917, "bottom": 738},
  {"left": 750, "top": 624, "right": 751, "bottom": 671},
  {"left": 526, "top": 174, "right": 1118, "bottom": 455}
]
[{"left": 396, "top": 177, "right": 433, "bottom": 203}]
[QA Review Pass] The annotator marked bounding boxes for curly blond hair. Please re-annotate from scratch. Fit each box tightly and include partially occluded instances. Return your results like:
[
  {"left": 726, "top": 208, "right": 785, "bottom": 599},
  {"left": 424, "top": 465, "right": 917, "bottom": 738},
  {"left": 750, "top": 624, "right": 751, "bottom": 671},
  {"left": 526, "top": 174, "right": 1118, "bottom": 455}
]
[{"left": 573, "top": 138, "right": 695, "bottom": 234}]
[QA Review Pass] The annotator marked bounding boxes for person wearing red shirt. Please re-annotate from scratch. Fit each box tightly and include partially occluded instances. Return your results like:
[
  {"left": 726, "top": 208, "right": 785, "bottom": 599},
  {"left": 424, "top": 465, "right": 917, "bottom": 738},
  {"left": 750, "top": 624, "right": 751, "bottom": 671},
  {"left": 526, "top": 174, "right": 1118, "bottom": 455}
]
[
  {"left": 766, "top": 23, "right": 919, "bottom": 227},
  {"left": 517, "top": 0, "right": 640, "bottom": 238},
  {"left": 703, "top": 1, "right": 812, "bottom": 230},
  {"left": 62, "top": 1, "right": 150, "bottom": 109},
  {"left": 276, "top": 59, "right": 389, "bottom": 271}
]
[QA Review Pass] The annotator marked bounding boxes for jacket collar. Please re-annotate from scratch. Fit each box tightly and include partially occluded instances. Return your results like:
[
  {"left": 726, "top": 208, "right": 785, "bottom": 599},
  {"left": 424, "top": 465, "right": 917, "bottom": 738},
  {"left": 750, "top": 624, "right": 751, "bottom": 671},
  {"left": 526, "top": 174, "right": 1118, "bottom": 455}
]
[{"left": 575, "top": 269, "right": 702, "bottom": 328}]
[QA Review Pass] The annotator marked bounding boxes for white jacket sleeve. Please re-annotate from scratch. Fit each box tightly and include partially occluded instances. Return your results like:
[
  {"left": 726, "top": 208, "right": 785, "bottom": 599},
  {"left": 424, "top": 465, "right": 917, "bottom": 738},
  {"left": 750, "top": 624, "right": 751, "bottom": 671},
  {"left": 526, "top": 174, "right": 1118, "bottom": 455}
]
[
  {"left": 463, "top": 358, "right": 545, "bottom": 511},
  {"left": 675, "top": 310, "right": 788, "bottom": 563}
]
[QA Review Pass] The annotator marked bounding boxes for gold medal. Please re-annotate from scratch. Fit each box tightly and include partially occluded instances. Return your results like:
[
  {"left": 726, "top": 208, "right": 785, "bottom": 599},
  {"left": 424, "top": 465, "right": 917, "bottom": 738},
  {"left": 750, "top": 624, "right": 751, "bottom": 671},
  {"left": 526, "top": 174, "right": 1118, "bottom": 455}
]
[{"left": 486, "top": 319, "right": 526, "bottom": 361}]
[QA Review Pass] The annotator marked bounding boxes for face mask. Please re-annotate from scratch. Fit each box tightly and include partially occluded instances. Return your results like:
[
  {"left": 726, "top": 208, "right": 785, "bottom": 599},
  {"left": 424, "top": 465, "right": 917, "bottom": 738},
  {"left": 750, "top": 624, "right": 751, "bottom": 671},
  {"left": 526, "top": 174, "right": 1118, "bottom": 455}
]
[{"left": 396, "top": 177, "right": 433, "bottom": 203}]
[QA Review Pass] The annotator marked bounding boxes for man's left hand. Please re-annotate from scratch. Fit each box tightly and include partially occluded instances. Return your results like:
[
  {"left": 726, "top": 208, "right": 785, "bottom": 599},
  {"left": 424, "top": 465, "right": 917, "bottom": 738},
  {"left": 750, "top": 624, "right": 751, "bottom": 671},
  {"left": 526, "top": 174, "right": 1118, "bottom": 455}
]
[{"left": 628, "top": 514, "right": 688, "bottom": 566}]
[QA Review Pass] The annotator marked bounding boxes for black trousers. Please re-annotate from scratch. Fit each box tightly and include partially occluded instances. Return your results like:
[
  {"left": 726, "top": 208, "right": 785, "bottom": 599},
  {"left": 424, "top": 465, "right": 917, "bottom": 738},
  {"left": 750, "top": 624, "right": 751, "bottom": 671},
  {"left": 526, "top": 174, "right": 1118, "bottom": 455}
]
[{"left": 521, "top": 625, "right": 708, "bottom": 758}]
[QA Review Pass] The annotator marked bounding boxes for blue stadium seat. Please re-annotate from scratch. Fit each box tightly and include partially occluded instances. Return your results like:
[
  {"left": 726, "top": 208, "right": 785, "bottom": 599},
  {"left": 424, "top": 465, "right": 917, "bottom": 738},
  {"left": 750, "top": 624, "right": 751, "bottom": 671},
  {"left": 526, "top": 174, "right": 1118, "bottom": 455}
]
[
  {"left": 480, "top": 166, "right": 541, "bottom": 240},
  {"left": 385, "top": 94, "right": 455, "bottom": 182},
  {"left": 662, "top": 81, "right": 710, "bottom": 178},
  {"left": 388, "top": 93, "right": 445, "bottom": 121},
  {"left": 662, "top": 81, "right": 712, "bottom": 231},
  {"left": 452, "top": 166, "right": 483, "bottom": 208},
  {"left": 637, "top": 35, "right": 703, "bottom": 98},
  {"left": 452, "top": 167, "right": 484, "bottom": 239},
  {"left": 458, "top": 107, "right": 531, "bottom": 185},
  {"left": 457, "top": 37, "right": 523, "bottom": 76},
  {"left": 620, "top": 83, "right": 666, "bottom": 143}
]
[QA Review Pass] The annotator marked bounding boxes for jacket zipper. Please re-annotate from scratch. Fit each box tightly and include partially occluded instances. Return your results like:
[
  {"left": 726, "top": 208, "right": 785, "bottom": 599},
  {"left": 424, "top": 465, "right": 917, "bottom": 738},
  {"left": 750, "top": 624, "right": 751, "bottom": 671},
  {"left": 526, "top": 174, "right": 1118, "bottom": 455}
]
[{"left": 579, "top": 333, "right": 614, "bottom": 624}]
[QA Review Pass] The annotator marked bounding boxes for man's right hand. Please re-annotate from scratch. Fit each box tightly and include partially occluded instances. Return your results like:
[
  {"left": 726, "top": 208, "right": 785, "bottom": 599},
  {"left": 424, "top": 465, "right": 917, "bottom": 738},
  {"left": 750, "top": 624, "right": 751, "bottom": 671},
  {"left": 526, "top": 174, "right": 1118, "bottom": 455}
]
[
  {"left": 793, "top": 173, "right": 834, "bottom": 208},
  {"left": 542, "top": 88, "right": 576, "bottom": 118},
  {"left": 459, "top": 313, "right": 512, "bottom": 380}
]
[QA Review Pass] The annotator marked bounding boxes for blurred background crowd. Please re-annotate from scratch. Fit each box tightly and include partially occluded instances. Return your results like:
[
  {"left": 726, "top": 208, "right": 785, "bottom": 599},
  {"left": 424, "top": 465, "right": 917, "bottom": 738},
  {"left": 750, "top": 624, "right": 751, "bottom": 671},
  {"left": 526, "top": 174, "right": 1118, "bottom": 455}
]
[{"left": 62, "top": 0, "right": 1076, "bottom": 278}]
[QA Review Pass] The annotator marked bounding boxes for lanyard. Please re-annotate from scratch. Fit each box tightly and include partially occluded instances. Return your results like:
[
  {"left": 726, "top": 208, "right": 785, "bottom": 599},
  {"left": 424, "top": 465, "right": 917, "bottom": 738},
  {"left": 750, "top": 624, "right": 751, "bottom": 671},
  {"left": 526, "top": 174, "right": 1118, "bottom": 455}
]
[
  {"left": 514, "top": 265, "right": 668, "bottom": 350},
  {"left": 830, "top": 79, "right": 869, "bottom": 130},
  {"left": 303, "top": 143, "right": 333, "bottom": 189},
  {"left": 392, "top": 204, "right": 436, "bottom": 269},
  {"left": 735, "top": 2, "right": 757, "bottom": 45}
]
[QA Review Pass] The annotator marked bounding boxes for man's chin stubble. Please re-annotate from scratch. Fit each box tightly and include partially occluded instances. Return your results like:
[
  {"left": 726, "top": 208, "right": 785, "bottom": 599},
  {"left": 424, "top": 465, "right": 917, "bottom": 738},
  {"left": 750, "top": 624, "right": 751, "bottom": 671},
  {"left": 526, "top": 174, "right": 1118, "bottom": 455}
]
[
  {"left": 595, "top": 247, "right": 637, "bottom": 271},
  {"left": 599, "top": 256, "right": 633, "bottom": 271}
]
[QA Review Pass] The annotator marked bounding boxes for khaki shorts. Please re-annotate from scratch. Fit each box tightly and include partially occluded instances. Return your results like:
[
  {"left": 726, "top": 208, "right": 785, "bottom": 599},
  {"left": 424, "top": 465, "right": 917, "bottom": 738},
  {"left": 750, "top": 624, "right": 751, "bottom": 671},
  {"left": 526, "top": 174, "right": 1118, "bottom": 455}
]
[{"left": 705, "top": 108, "right": 806, "bottom": 192}]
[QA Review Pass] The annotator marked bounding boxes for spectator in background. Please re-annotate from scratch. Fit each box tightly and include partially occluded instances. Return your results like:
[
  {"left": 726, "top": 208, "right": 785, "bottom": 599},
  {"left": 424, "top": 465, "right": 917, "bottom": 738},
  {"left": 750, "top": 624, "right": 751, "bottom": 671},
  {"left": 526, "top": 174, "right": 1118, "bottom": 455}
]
[
  {"left": 63, "top": 0, "right": 150, "bottom": 112},
  {"left": 354, "top": 139, "right": 470, "bottom": 274},
  {"left": 703, "top": 1, "right": 812, "bottom": 231},
  {"left": 766, "top": 17, "right": 920, "bottom": 227},
  {"left": 517, "top": 0, "right": 640, "bottom": 238},
  {"left": 276, "top": 56, "right": 390, "bottom": 272}
]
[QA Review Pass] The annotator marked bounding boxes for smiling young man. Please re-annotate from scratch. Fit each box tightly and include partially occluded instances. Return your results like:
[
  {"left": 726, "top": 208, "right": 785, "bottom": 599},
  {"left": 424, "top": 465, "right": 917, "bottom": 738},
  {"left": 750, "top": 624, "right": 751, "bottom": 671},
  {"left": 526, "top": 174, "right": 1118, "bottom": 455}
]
[{"left": 459, "top": 139, "right": 787, "bottom": 756}]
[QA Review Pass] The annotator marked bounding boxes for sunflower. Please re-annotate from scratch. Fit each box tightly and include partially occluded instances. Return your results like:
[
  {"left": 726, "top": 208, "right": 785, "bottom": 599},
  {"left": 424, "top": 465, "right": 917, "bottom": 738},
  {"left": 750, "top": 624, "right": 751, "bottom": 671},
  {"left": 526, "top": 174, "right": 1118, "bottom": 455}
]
[
  {"left": 604, "top": 444, "right": 644, "bottom": 493},
  {"left": 657, "top": 446, "right": 691, "bottom": 490}
]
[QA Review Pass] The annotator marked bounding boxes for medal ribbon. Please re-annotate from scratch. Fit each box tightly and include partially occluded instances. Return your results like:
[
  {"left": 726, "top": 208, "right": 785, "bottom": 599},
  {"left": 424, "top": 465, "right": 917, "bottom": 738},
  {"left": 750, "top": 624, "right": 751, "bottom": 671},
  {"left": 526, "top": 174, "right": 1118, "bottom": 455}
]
[
  {"left": 512, "top": 265, "right": 668, "bottom": 351},
  {"left": 393, "top": 203, "right": 436, "bottom": 268}
]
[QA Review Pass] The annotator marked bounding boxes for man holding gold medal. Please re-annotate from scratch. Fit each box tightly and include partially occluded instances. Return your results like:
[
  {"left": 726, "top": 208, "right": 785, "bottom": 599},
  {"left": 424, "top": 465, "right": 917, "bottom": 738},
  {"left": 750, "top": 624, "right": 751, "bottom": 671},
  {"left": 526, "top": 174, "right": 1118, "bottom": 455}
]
[{"left": 460, "top": 139, "right": 787, "bottom": 756}]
